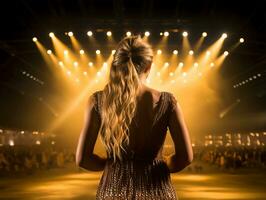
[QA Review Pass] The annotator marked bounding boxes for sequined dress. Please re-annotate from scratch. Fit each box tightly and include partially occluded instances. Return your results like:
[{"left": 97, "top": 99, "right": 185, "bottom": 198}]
[{"left": 93, "top": 91, "right": 178, "bottom": 200}]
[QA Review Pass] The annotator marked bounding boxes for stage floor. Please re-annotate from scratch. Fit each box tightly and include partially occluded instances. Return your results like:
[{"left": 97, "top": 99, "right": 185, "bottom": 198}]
[{"left": 0, "top": 163, "right": 265, "bottom": 200}]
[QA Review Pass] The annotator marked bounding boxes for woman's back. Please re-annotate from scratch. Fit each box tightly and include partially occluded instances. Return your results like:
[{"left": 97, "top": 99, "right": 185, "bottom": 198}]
[{"left": 94, "top": 87, "right": 179, "bottom": 199}]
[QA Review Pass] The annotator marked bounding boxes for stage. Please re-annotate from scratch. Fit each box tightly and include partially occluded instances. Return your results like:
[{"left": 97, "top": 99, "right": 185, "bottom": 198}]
[{"left": 1, "top": 162, "right": 265, "bottom": 200}]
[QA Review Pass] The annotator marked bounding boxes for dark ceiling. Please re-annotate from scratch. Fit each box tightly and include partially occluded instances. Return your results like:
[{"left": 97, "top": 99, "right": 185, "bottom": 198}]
[{"left": 0, "top": 0, "right": 265, "bottom": 131}]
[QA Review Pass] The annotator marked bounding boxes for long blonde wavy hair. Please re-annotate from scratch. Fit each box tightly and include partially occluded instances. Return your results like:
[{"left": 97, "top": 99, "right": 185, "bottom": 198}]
[{"left": 98, "top": 36, "right": 153, "bottom": 162}]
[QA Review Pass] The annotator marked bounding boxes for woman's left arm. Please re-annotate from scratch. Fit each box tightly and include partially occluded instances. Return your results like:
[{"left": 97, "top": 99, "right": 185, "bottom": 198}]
[{"left": 75, "top": 93, "right": 107, "bottom": 171}]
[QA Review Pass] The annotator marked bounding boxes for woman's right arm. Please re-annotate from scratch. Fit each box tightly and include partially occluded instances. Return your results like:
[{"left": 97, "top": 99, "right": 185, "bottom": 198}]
[{"left": 165, "top": 93, "right": 193, "bottom": 173}]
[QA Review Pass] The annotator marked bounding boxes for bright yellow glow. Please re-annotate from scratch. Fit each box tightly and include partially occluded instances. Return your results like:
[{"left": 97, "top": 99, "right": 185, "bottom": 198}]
[
  {"left": 179, "top": 62, "right": 184, "bottom": 67},
  {"left": 106, "top": 31, "right": 112, "bottom": 36},
  {"left": 222, "top": 33, "right": 228, "bottom": 39},
  {"left": 240, "top": 38, "right": 244, "bottom": 43},
  {"left": 126, "top": 31, "right": 131, "bottom": 36},
  {"left": 73, "top": 61, "right": 78, "bottom": 67},
  {"left": 206, "top": 51, "right": 211, "bottom": 56},
  {"left": 182, "top": 72, "right": 187, "bottom": 77},
  {"left": 189, "top": 50, "right": 194, "bottom": 55},
  {"left": 49, "top": 32, "right": 55, "bottom": 38},
  {"left": 224, "top": 51, "right": 229, "bottom": 56},
  {"left": 79, "top": 49, "right": 85, "bottom": 55},
  {"left": 164, "top": 31, "right": 169, "bottom": 36},
  {"left": 64, "top": 50, "right": 68, "bottom": 55},
  {"left": 210, "top": 62, "right": 215, "bottom": 67},
  {"left": 145, "top": 31, "right": 150, "bottom": 37},
  {"left": 58, "top": 61, "right": 64, "bottom": 66},
  {"left": 112, "top": 50, "right": 116, "bottom": 55},
  {"left": 87, "top": 31, "right": 93, "bottom": 36},
  {"left": 157, "top": 49, "right": 162, "bottom": 55},
  {"left": 83, "top": 71, "right": 87, "bottom": 76},
  {"left": 183, "top": 31, "right": 188, "bottom": 37},
  {"left": 160, "top": 32, "right": 163, "bottom": 36},
  {"left": 32, "top": 37, "right": 38, "bottom": 42},
  {"left": 194, "top": 62, "right": 199, "bottom": 67},
  {"left": 47, "top": 50, "right": 52, "bottom": 55},
  {"left": 67, "top": 70, "right": 71, "bottom": 76},
  {"left": 164, "top": 62, "right": 169, "bottom": 67},
  {"left": 96, "top": 50, "right": 101, "bottom": 54},
  {"left": 68, "top": 32, "right": 73, "bottom": 37},
  {"left": 202, "top": 32, "right": 207, "bottom": 37},
  {"left": 169, "top": 72, "right": 174, "bottom": 76},
  {"left": 88, "top": 62, "right": 93, "bottom": 67},
  {"left": 173, "top": 50, "right": 178, "bottom": 55}
]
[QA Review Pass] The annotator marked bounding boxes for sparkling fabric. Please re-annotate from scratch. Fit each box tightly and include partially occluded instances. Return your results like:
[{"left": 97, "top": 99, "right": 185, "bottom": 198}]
[{"left": 93, "top": 91, "right": 178, "bottom": 200}]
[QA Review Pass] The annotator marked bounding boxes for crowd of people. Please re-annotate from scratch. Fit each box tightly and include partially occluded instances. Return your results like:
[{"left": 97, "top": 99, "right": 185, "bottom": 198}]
[
  {"left": 0, "top": 145, "right": 75, "bottom": 177},
  {"left": 194, "top": 146, "right": 266, "bottom": 171}
]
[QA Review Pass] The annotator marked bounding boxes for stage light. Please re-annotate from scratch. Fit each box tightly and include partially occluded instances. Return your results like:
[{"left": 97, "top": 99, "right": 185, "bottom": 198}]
[
  {"left": 194, "top": 62, "right": 199, "bottom": 67},
  {"left": 96, "top": 71, "right": 101, "bottom": 76},
  {"left": 257, "top": 73, "right": 261, "bottom": 77},
  {"left": 202, "top": 32, "right": 207, "bottom": 37},
  {"left": 164, "top": 62, "right": 169, "bottom": 67},
  {"left": 126, "top": 31, "right": 131, "bottom": 37},
  {"left": 79, "top": 49, "right": 85, "bottom": 55},
  {"left": 182, "top": 31, "right": 188, "bottom": 37},
  {"left": 145, "top": 31, "right": 150, "bottom": 37},
  {"left": 103, "top": 62, "right": 107, "bottom": 67},
  {"left": 222, "top": 33, "right": 227, "bottom": 39},
  {"left": 64, "top": 50, "right": 68, "bottom": 56},
  {"left": 68, "top": 32, "right": 73, "bottom": 37},
  {"left": 189, "top": 50, "right": 194, "bottom": 55},
  {"left": 173, "top": 50, "right": 178, "bottom": 55},
  {"left": 96, "top": 50, "right": 101, "bottom": 54},
  {"left": 112, "top": 50, "right": 116, "bottom": 55},
  {"left": 32, "top": 37, "right": 37, "bottom": 42},
  {"left": 224, "top": 51, "right": 229, "bottom": 56},
  {"left": 67, "top": 71, "right": 71, "bottom": 76},
  {"left": 58, "top": 61, "right": 63, "bottom": 66},
  {"left": 87, "top": 31, "right": 93, "bottom": 36},
  {"left": 88, "top": 62, "right": 93, "bottom": 67},
  {"left": 182, "top": 72, "right": 187, "bottom": 77},
  {"left": 157, "top": 49, "right": 162, "bottom": 55},
  {"left": 49, "top": 32, "right": 55, "bottom": 38},
  {"left": 73, "top": 61, "right": 78, "bottom": 67},
  {"left": 47, "top": 50, "right": 52, "bottom": 55},
  {"left": 206, "top": 51, "right": 211, "bottom": 56},
  {"left": 164, "top": 31, "right": 169, "bottom": 36},
  {"left": 169, "top": 72, "right": 174, "bottom": 76},
  {"left": 210, "top": 62, "right": 215, "bottom": 67},
  {"left": 160, "top": 32, "right": 163, "bottom": 36},
  {"left": 107, "top": 31, "right": 112, "bottom": 36},
  {"left": 83, "top": 71, "right": 87, "bottom": 76},
  {"left": 179, "top": 62, "right": 184, "bottom": 67},
  {"left": 240, "top": 38, "right": 244, "bottom": 43}
]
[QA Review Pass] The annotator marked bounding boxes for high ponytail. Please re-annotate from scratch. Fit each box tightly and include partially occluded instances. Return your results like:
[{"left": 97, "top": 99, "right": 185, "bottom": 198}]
[{"left": 98, "top": 36, "right": 153, "bottom": 162}]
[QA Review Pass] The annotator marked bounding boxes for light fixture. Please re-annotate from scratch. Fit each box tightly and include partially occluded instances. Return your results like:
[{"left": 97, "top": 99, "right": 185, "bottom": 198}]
[
  {"left": 157, "top": 49, "right": 162, "bottom": 55},
  {"left": 145, "top": 31, "right": 150, "bottom": 37},
  {"left": 189, "top": 50, "right": 194, "bottom": 55},
  {"left": 126, "top": 31, "right": 131, "bottom": 37},
  {"left": 164, "top": 31, "right": 169, "bottom": 36},
  {"left": 224, "top": 51, "right": 229, "bottom": 56},
  {"left": 239, "top": 38, "right": 244, "bottom": 43},
  {"left": 79, "top": 49, "right": 85, "bottom": 55},
  {"left": 47, "top": 50, "right": 52, "bottom": 54},
  {"left": 202, "top": 32, "right": 207, "bottom": 37},
  {"left": 49, "top": 32, "right": 54, "bottom": 38},
  {"left": 68, "top": 32, "right": 73, "bottom": 37},
  {"left": 106, "top": 31, "right": 112, "bottom": 36},
  {"left": 182, "top": 31, "right": 188, "bottom": 37},
  {"left": 87, "top": 31, "right": 93, "bottom": 36},
  {"left": 222, "top": 33, "right": 228, "bottom": 39},
  {"left": 96, "top": 50, "right": 101, "bottom": 54},
  {"left": 173, "top": 50, "right": 178, "bottom": 55},
  {"left": 32, "top": 37, "right": 37, "bottom": 42}
]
